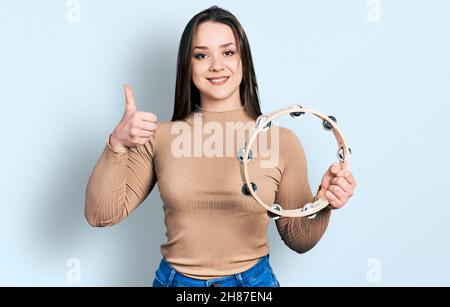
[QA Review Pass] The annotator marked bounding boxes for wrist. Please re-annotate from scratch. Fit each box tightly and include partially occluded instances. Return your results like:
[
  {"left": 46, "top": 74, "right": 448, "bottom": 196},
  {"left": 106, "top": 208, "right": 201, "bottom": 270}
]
[{"left": 108, "top": 133, "right": 128, "bottom": 153}]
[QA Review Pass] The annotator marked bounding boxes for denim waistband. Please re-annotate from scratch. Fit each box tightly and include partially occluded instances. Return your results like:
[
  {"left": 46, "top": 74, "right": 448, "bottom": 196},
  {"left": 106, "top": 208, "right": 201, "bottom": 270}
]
[{"left": 156, "top": 255, "right": 271, "bottom": 287}]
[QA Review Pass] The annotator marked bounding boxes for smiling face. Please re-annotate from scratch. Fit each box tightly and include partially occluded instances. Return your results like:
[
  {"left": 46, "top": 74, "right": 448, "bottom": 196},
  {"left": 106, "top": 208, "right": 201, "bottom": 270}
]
[{"left": 191, "top": 21, "right": 243, "bottom": 107}]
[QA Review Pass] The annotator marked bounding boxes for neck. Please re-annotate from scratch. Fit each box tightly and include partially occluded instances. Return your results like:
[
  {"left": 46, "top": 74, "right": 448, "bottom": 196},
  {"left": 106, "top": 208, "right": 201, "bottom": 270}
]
[
  {"left": 199, "top": 90, "right": 242, "bottom": 112},
  {"left": 191, "top": 101, "right": 253, "bottom": 124}
]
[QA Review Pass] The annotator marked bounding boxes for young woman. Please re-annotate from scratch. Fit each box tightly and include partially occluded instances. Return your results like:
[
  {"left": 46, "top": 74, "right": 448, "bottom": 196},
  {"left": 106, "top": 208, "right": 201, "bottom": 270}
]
[{"left": 85, "top": 6, "right": 357, "bottom": 287}]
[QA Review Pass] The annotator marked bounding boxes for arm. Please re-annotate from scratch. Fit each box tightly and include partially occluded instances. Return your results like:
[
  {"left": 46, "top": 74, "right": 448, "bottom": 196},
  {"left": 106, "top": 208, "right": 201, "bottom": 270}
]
[
  {"left": 84, "top": 133, "right": 157, "bottom": 227},
  {"left": 275, "top": 129, "right": 332, "bottom": 254}
]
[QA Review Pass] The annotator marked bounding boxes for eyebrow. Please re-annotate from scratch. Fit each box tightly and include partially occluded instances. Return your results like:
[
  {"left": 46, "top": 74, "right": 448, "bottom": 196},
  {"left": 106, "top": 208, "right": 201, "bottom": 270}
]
[{"left": 192, "top": 42, "right": 235, "bottom": 50}]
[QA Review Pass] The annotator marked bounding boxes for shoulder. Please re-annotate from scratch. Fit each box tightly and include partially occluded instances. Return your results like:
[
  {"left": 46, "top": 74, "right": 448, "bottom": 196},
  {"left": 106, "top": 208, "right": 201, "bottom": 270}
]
[
  {"left": 154, "top": 120, "right": 190, "bottom": 138},
  {"left": 275, "top": 126, "right": 305, "bottom": 157},
  {"left": 155, "top": 120, "right": 173, "bottom": 133},
  {"left": 145, "top": 119, "right": 188, "bottom": 148},
  {"left": 276, "top": 126, "right": 300, "bottom": 145}
]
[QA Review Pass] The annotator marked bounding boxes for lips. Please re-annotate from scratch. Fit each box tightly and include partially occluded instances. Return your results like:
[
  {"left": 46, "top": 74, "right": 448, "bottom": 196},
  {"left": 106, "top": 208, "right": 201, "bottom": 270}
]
[{"left": 207, "top": 76, "right": 229, "bottom": 85}]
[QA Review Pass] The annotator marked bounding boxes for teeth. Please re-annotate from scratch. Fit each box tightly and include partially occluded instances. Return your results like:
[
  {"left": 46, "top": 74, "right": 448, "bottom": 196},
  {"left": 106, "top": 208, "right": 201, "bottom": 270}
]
[{"left": 209, "top": 77, "right": 228, "bottom": 83}]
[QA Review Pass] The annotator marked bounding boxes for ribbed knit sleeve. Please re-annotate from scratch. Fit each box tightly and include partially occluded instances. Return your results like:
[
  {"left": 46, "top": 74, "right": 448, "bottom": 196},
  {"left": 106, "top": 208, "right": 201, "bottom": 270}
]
[
  {"left": 275, "top": 129, "right": 332, "bottom": 254},
  {"left": 84, "top": 132, "right": 157, "bottom": 227}
]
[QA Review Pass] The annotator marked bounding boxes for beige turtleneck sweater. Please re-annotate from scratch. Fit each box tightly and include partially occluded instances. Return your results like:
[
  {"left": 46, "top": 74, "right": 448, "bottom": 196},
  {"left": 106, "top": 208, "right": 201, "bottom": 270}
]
[{"left": 84, "top": 105, "right": 331, "bottom": 279}]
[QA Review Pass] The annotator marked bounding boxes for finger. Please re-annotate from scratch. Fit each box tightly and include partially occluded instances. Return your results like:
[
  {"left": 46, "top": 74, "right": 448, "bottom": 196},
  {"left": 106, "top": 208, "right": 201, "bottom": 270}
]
[
  {"left": 325, "top": 190, "right": 343, "bottom": 209},
  {"left": 136, "top": 137, "right": 151, "bottom": 146},
  {"left": 328, "top": 162, "right": 341, "bottom": 176},
  {"left": 328, "top": 184, "right": 347, "bottom": 202},
  {"left": 331, "top": 176, "right": 351, "bottom": 194},
  {"left": 336, "top": 170, "right": 356, "bottom": 187},
  {"left": 321, "top": 163, "right": 338, "bottom": 188},
  {"left": 139, "top": 112, "right": 158, "bottom": 123},
  {"left": 344, "top": 171, "right": 356, "bottom": 187},
  {"left": 314, "top": 184, "right": 325, "bottom": 200},
  {"left": 320, "top": 162, "right": 341, "bottom": 192},
  {"left": 319, "top": 176, "right": 330, "bottom": 192},
  {"left": 136, "top": 129, "right": 154, "bottom": 138},
  {"left": 138, "top": 122, "right": 157, "bottom": 132},
  {"left": 124, "top": 84, "right": 137, "bottom": 113}
]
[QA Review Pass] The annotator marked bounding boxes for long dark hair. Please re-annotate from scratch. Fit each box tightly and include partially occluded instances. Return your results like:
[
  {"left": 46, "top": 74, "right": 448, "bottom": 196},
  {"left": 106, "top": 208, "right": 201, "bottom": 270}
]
[{"left": 171, "top": 6, "right": 262, "bottom": 121}]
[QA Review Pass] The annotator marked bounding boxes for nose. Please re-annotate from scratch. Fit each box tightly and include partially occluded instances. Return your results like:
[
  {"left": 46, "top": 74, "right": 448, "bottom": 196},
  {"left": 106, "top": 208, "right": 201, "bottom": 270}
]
[{"left": 209, "top": 53, "right": 225, "bottom": 72}]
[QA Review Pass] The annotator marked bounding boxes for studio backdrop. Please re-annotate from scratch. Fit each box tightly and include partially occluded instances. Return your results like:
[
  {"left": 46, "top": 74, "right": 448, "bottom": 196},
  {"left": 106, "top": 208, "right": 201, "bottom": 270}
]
[{"left": 1, "top": 0, "right": 449, "bottom": 286}]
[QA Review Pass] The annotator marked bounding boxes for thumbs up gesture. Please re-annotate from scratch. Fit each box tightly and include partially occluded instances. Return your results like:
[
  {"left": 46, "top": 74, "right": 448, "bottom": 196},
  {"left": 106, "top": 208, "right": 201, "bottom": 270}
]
[{"left": 109, "top": 84, "right": 158, "bottom": 152}]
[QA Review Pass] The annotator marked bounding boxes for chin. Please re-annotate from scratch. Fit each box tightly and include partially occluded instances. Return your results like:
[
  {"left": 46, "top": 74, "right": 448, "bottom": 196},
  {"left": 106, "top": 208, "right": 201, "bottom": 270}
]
[{"left": 206, "top": 89, "right": 233, "bottom": 100}]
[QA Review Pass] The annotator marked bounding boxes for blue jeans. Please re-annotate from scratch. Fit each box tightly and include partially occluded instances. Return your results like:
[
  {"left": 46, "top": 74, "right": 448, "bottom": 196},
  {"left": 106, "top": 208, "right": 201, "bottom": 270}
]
[{"left": 152, "top": 255, "right": 280, "bottom": 287}]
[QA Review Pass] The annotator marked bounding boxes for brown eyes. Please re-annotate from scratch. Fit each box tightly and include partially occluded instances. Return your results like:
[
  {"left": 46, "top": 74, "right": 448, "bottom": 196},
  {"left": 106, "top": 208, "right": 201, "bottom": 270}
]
[
  {"left": 194, "top": 53, "right": 207, "bottom": 60},
  {"left": 194, "top": 50, "right": 235, "bottom": 60}
]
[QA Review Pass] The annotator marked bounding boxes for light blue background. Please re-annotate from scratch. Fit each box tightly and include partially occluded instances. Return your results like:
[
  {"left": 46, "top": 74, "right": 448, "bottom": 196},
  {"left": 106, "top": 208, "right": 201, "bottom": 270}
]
[{"left": 1, "top": 0, "right": 449, "bottom": 286}]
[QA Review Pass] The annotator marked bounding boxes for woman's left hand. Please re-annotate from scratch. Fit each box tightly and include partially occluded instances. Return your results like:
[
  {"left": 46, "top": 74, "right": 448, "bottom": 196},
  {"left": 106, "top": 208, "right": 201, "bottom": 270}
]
[{"left": 316, "top": 162, "right": 357, "bottom": 209}]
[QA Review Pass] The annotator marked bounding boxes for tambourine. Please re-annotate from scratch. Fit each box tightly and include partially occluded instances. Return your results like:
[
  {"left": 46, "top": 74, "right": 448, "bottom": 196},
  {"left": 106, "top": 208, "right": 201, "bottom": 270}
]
[{"left": 237, "top": 104, "right": 352, "bottom": 220}]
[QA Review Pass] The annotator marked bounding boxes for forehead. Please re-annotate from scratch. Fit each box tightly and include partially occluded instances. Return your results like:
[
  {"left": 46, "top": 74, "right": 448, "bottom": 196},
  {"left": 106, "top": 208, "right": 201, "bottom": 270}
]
[{"left": 192, "top": 21, "right": 236, "bottom": 46}]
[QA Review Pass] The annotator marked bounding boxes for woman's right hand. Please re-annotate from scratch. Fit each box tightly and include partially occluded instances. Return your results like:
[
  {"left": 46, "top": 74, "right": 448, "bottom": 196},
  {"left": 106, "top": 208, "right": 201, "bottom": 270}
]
[{"left": 109, "top": 84, "right": 158, "bottom": 152}]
